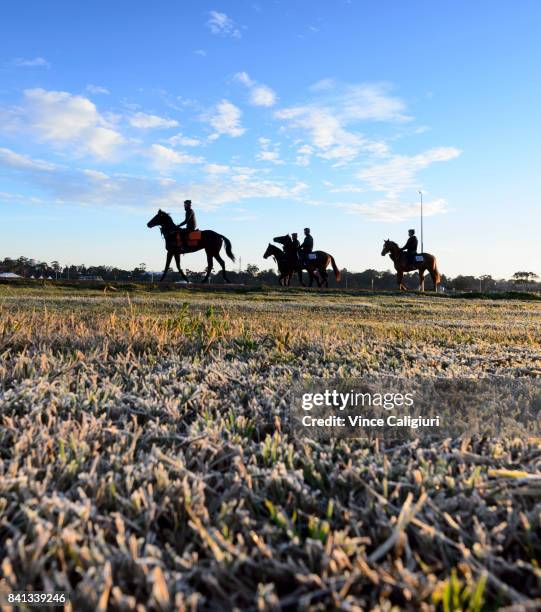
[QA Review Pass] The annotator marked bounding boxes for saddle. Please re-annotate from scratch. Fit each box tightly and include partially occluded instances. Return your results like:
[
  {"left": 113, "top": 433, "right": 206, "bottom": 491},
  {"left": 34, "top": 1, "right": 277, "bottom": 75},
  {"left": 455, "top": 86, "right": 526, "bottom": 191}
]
[
  {"left": 405, "top": 252, "right": 424, "bottom": 265},
  {"left": 174, "top": 230, "right": 202, "bottom": 248}
]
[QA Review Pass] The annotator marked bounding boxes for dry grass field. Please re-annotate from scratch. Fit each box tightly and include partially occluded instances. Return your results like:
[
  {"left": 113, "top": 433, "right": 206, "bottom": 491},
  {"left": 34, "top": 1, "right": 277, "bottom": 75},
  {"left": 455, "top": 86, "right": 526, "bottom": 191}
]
[{"left": 1, "top": 284, "right": 540, "bottom": 610}]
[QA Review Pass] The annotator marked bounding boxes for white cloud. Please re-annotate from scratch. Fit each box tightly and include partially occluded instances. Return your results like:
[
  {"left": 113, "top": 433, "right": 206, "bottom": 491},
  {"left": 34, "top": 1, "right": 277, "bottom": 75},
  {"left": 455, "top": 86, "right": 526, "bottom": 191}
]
[
  {"left": 85, "top": 127, "right": 125, "bottom": 159},
  {"left": 357, "top": 147, "right": 461, "bottom": 197},
  {"left": 256, "top": 137, "right": 283, "bottom": 164},
  {"left": 205, "top": 100, "right": 245, "bottom": 138},
  {"left": 341, "top": 83, "right": 410, "bottom": 122},
  {"left": 234, "top": 71, "right": 277, "bottom": 107},
  {"left": 309, "top": 78, "right": 335, "bottom": 92},
  {"left": 251, "top": 85, "right": 277, "bottom": 107},
  {"left": 83, "top": 169, "right": 109, "bottom": 180},
  {"left": 86, "top": 84, "right": 110, "bottom": 95},
  {"left": 148, "top": 144, "right": 203, "bottom": 173},
  {"left": 0, "top": 145, "right": 310, "bottom": 214},
  {"left": 329, "top": 184, "right": 366, "bottom": 194},
  {"left": 205, "top": 163, "right": 230, "bottom": 174},
  {"left": 207, "top": 11, "right": 241, "bottom": 38},
  {"left": 168, "top": 133, "right": 202, "bottom": 147},
  {"left": 338, "top": 197, "right": 448, "bottom": 222},
  {"left": 194, "top": 49, "right": 207, "bottom": 56},
  {"left": 275, "top": 106, "right": 365, "bottom": 164},
  {"left": 275, "top": 82, "right": 409, "bottom": 164},
  {"left": 160, "top": 177, "right": 306, "bottom": 209},
  {"left": 129, "top": 112, "right": 179, "bottom": 129},
  {"left": 10, "top": 57, "right": 50, "bottom": 68},
  {"left": 257, "top": 150, "right": 281, "bottom": 163},
  {"left": 257, "top": 138, "right": 280, "bottom": 162},
  {"left": 295, "top": 143, "right": 313, "bottom": 166},
  {"left": 0, "top": 147, "right": 57, "bottom": 172},
  {"left": 234, "top": 71, "right": 255, "bottom": 87},
  {"left": 8, "top": 88, "right": 125, "bottom": 160}
]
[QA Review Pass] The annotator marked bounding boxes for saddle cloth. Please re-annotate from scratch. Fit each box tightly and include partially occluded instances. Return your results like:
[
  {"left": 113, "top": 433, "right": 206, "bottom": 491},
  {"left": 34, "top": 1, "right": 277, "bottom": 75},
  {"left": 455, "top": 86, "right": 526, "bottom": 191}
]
[
  {"left": 307, "top": 253, "right": 317, "bottom": 260},
  {"left": 415, "top": 254, "right": 424, "bottom": 262},
  {"left": 175, "top": 230, "right": 202, "bottom": 248}
]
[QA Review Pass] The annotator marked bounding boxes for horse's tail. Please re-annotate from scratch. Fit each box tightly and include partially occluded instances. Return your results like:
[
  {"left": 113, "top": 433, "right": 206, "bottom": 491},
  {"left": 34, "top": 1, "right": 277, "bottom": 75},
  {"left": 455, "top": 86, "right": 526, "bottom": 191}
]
[
  {"left": 330, "top": 256, "right": 342, "bottom": 282},
  {"left": 219, "top": 234, "right": 235, "bottom": 262}
]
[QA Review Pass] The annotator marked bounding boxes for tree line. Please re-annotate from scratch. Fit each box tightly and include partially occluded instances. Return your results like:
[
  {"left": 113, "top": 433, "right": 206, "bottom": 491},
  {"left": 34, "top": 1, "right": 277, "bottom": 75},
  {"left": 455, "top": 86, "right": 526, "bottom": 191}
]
[{"left": 0, "top": 256, "right": 539, "bottom": 292}]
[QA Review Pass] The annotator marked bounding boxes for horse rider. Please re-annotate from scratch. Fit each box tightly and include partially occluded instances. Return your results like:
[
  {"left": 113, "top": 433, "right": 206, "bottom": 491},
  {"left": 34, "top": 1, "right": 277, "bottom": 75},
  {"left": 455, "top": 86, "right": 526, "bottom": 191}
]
[
  {"left": 291, "top": 232, "right": 301, "bottom": 267},
  {"left": 299, "top": 227, "right": 314, "bottom": 267},
  {"left": 401, "top": 229, "right": 418, "bottom": 265},
  {"left": 177, "top": 199, "right": 198, "bottom": 246}
]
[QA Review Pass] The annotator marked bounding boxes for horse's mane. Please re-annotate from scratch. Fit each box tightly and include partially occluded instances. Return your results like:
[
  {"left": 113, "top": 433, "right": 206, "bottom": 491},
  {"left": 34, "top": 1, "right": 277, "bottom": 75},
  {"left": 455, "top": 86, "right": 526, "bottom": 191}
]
[
  {"left": 156, "top": 210, "right": 175, "bottom": 238},
  {"left": 385, "top": 239, "right": 399, "bottom": 248}
]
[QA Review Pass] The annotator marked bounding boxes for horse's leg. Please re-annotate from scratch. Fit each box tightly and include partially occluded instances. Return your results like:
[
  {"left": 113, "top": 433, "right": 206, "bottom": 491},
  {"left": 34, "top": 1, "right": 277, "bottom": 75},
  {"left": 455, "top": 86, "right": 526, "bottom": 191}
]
[
  {"left": 161, "top": 251, "right": 173, "bottom": 281},
  {"left": 214, "top": 253, "right": 230, "bottom": 283},
  {"left": 430, "top": 269, "right": 438, "bottom": 292},
  {"left": 174, "top": 253, "right": 189, "bottom": 282},
  {"left": 321, "top": 268, "right": 328, "bottom": 288},
  {"left": 201, "top": 250, "right": 213, "bottom": 283},
  {"left": 397, "top": 270, "right": 405, "bottom": 290},
  {"left": 418, "top": 268, "right": 425, "bottom": 292},
  {"left": 298, "top": 268, "right": 305, "bottom": 287}
]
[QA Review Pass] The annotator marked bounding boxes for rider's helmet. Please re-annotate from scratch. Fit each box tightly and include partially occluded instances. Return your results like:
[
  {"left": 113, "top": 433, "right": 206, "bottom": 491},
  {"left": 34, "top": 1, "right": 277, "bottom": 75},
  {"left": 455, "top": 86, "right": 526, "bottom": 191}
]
[
  {"left": 408, "top": 229, "right": 415, "bottom": 235},
  {"left": 304, "top": 227, "right": 310, "bottom": 234},
  {"left": 184, "top": 200, "right": 192, "bottom": 208}
]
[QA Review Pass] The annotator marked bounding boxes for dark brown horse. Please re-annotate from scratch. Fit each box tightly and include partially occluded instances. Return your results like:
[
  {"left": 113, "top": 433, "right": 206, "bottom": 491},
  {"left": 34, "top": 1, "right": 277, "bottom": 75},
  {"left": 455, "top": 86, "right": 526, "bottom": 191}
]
[
  {"left": 263, "top": 243, "right": 294, "bottom": 286},
  {"left": 147, "top": 209, "right": 235, "bottom": 282},
  {"left": 272, "top": 235, "right": 342, "bottom": 288},
  {"left": 381, "top": 239, "right": 441, "bottom": 291}
]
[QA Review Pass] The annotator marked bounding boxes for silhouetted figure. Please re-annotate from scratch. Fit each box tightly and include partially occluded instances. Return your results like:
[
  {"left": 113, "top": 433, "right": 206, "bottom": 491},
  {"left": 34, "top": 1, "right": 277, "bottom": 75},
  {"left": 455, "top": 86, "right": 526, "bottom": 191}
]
[
  {"left": 291, "top": 232, "right": 301, "bottom": 267},
  {"left": 300, "top": 227, "right": 314, "bottom": 267},
  {"left": 401, "top": 229, "right": 418, "bottom": 265},
  {"left": 269, "top": 235, "right": 342, "bottom": 288},
  {"left": 147, "top": 209, "right": 234, "bottom": 283},
  {"left": 178, "top": 200, "right": 197, "bottom": 233}
]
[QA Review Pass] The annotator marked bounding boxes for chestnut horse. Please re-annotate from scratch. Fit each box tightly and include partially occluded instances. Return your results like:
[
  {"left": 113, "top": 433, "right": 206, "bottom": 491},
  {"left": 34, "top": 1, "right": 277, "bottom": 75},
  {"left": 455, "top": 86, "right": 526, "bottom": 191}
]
[
  {"left": 147, "top": 209, "right": 235, "bottom": 282},
  {"left": 381, "top": 239, "right": 441, "bottom": 291}
]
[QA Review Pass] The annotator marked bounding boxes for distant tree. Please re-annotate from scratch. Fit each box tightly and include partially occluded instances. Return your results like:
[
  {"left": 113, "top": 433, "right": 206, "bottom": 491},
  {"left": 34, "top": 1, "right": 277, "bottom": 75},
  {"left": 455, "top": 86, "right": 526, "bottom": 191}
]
[
  {"left": 51, "top": 260, "right": 61, "bottom": 279},
  {"left": 512, "top": 271, "right": 538, "bottom": 284},
  {"left": 246, "top": 264, "right": 260, "bottom": 277},
  {"left": 452, "top": 275, "right": 479, "bottom": 291},
  {"left": 479, "top": 274, "right": 496, "bottom": 291}
]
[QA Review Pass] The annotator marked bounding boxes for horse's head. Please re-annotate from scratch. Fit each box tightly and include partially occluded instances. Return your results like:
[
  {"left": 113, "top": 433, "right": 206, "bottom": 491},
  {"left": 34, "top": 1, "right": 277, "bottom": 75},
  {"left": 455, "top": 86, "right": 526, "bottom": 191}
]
[
  {"left": 263, "top": 243, "right": 274, "bottom": 259},
  {"left": 273, "top": 234, "right": 291, "bottom": 246},
  {"left": 147, "top": 209, "right": 170, "bottom": 228},
  {"left": 381, "top": 239, "right": 392, "bottom": 256}
]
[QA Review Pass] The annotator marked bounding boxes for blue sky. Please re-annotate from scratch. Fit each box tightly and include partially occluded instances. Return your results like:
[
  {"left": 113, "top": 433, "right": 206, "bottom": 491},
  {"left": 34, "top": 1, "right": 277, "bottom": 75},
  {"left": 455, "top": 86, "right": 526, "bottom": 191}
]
[{"left": 1, "top": 0, "right": 540, "bottom": 278}]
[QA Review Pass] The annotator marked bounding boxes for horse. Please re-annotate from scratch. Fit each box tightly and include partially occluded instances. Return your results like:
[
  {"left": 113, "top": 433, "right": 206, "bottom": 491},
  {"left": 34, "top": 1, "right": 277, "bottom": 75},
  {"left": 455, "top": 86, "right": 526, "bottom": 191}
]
[
  {"left": 381, "top": 239, "right": 441, "bottom": 291},
  {"left": 263, "top": 244, "right": 295, "bottom": 286},
  {"left": 147, "top": 209, "right": 235, "bottom": 283},
  {"left": 273, "top": 234, "right": 342, "bottom": 288}
]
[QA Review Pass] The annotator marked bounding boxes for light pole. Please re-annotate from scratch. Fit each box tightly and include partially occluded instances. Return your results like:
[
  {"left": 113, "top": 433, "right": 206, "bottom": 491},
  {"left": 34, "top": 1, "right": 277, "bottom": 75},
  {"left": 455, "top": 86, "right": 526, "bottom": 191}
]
[{"left": 418, "top": 190, "right": 424, "bottom": 253}]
